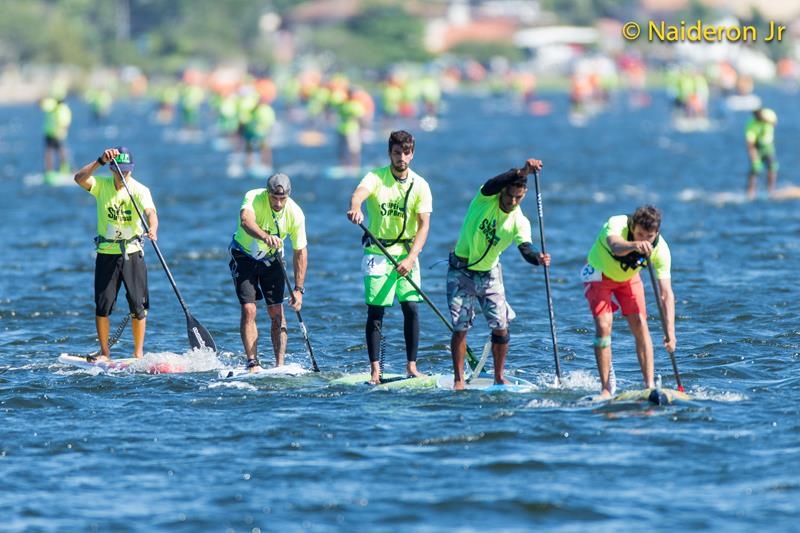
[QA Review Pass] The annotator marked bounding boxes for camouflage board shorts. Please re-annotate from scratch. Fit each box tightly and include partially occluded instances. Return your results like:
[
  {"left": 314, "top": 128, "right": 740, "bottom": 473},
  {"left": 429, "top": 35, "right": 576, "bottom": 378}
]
[{"left": 446, "top": 263, "right": 515, "bottom": 332}]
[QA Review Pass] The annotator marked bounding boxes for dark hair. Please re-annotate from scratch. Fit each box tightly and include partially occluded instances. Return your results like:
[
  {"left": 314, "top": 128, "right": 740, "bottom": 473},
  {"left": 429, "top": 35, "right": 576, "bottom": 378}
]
[
  {"left": 388, "top": 130, "right": 415, "bottom": 153},
  {"left": 631, "top": 204, "right": 662, "bottom": 232}
]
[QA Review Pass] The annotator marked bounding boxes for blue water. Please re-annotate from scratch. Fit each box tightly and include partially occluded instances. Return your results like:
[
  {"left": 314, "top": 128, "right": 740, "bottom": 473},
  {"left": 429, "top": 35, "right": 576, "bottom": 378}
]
[{"left": 2, "top": 87, "right": 800, "bottom": 532}]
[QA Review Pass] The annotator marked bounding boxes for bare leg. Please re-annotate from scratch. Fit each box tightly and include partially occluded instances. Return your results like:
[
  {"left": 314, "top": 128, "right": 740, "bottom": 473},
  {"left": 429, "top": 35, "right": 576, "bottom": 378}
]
[
  {"left": 491, "top": 328, "right": 511, "bottom": 385},
  {"left": 625, "top": 312, "right": 655, "bottom": 389},
  {"left": 593, "top": 312, "right": 614, "bottom": 398},
  {"left": 240, "top": 303, "right": 262, "bottom": 372},
  {"left": 451, "top": 330, "right": 468, "bottom": 390},
  {"left": 95, "top": 315, "right": 111, "bottom": 359},
  {"left": 268, "top": 304, "right": 287, "bottom": 366},
  {"left": 746, "top": 171, "right": 758, "bottom": 199},
  {"left": 767, "top": 169, "right": 777, "bottom": 195},
  {"left": 131, "top": 316, "right": 146, "bottom": 358}
]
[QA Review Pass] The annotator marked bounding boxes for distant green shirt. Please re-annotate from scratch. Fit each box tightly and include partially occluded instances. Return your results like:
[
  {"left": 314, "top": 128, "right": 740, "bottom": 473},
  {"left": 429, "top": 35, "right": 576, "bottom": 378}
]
[
  {"left": 232, "top": 189, "right": 307, "bottom": 261},
  {"left": 89, "top": 176, "right": 155, "bottom": 255},
  {"left": 587, "top": 214, "right": 671, "bottom": 282},
  {"left": 359, "top": 166, "right": 432, "bottom": 257},
  {"left": 453, "top": 189, "right": 532, "bottom": 272},
  {"left": 745, "top": 117, "right": 774, "bottom": 148}
]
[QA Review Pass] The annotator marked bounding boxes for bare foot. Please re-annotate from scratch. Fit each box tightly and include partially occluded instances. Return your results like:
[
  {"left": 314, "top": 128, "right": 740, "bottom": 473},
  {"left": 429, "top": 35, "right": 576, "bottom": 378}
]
[
  {"left": 453, "top": 379, "right": 465, "bottom": 391},
  {"left": 596, "top": 390, "right": 613, "bottom": 400},
  {"left": 368, "top": 374, "right": 381, "bottom": 385},
  {"left": 494, "top": 375, "right": 511, "bottom": 386},
  {"left": 406, "top": 362, "right": 423, "bottom": 378}
]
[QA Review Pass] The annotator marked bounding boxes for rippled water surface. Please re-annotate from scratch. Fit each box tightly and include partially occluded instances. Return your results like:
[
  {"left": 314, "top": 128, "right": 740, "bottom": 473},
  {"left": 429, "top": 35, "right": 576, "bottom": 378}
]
[{"left": 2, "top": 88, "right": 800, "bottom": 531}]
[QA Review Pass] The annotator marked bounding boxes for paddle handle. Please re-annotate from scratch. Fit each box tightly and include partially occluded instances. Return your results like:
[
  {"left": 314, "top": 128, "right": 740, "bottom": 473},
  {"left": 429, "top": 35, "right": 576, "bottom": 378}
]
[
  {"left": 646, "top": 260, "right": 683, "bottom": 391},
  {"left": 532, "top": 169, "right": 562, "bottom": 381}
]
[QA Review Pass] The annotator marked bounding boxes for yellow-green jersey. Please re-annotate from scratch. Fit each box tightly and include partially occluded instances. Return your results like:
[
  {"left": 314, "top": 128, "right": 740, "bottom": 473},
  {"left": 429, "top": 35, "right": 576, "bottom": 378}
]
[
  {"left": 359, "top": 166, "right": 432, "bottom": 257},
  {"left": 745, "top": 117, "right": 775, "bottom": 148},
  {"left": 232, "top": 189, "right": 307, "bottom": 261},
  {"left": 453, "top": 189, "right": 532, "bottom": 272},
  {"left": 587, "top": 214, "right": 671, "bottom": 282},
  {"left": 89, "top": 176, "right": 155, "bottom": 255}
]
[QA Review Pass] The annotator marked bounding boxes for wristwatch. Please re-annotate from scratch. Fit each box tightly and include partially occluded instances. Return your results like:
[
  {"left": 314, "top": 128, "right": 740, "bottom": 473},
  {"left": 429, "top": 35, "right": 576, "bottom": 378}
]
[{"left": 294, "top": 286, "right": 305, "bottom": 294}]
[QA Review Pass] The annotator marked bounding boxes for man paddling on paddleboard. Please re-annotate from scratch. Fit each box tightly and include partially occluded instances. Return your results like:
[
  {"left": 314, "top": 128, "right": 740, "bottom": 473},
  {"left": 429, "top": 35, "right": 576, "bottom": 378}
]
[
  {"left": 346, "top": 130, "right": 432, "bottom": 385},
  {"left": 74, "top": 147, "right": 158, "bottom": 361},
  {"left": 581, "top": 205, "right": 675, "bottom": 399},
  {"left": 447, "top": 158, "right": 550, "bottom": 390},
  {"left": 745, "top": 107, "right": 778, "bottom": 200},
  {"left": 230, "top": 172, "right": 307, "bottom": 372}
]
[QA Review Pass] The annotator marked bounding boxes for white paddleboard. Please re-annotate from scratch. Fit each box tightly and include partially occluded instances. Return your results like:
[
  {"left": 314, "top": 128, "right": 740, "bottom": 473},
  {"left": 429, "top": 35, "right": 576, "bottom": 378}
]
[
  {"left": 58, "top": 353, "right": 188, "bottom": 374},
  {"left": 223, "top": 362, "right": 309, "bottom": 379},
  {"left": 435, "top": 374, "right": 535, "bottom": 392}
]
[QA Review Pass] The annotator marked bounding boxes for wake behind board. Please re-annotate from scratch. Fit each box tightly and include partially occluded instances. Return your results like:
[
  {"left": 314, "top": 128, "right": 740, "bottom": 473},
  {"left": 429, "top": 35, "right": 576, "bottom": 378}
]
[
  {"left": 58, "top": 354, "right": 187, "bottom": 374},
  {"left": 329, "top": 372, "right": 440, "bottom": 390},
  {"left": 223, "top": 362, "right": 308, "bottom": 379},
  {"left": 435, "top": 374, "right": 535, "bottom": 393}
]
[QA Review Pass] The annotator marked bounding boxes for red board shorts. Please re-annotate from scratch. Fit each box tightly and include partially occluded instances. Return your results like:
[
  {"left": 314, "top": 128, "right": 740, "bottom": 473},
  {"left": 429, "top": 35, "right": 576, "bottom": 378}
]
[{"left": 584, "top": 272, "right": 646, "bottom": 317}]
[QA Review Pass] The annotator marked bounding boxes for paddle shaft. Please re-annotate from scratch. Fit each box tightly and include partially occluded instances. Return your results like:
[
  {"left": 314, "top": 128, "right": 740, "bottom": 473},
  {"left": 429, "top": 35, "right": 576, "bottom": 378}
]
[
  {"left": 357, "top": 223, "right": 479, "bottom": 368},
  {"left": 532, "top": 169, "right": 562, "bottom": 381},
  {"left": 275, "top": 252, "right": 320, "bottom": 372},
  {"left": 646, "top": 260, "right": 683, "bottom": 391},
  {"left": 110, "top": 159, "right": 216, "bottom": 351}
]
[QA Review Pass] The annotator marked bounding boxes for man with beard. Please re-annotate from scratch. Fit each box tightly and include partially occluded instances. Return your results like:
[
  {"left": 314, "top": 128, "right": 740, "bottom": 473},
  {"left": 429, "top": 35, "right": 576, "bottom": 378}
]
[{"left": 346, "top": 130, "right": 432, "bottom": 384}]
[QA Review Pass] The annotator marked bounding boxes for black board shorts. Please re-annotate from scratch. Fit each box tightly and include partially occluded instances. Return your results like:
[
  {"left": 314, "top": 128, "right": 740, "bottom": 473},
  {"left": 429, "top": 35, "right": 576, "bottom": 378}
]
[
  {"left": 94, "top": 251, "right": 149, "bottom": 319},
  {"left": 229, "top": 248, "right": 285, "bottom": 306}
]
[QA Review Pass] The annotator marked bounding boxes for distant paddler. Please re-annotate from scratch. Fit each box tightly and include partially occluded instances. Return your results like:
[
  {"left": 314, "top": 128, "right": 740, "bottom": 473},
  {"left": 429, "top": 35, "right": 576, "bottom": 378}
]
[
  {"left": 580, "top": 205, "right": 675, "bottom": 400},
  {"left": 74, "top": 147, "right": 158, "bottom": 361},
  {"left": 745, "top": 107, "right": 778, "bottom": 199},
  {"left": 446, "top": 158, "right": 551, "bottom": 390}
]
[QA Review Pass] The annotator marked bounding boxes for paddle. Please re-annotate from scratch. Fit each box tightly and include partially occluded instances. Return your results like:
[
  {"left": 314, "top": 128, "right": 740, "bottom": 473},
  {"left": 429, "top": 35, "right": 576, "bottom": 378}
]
[
  {"left": 110, "top": 158, "right": 216, "bottom": 352},
  {"left": 357, "top": 222, "right": 480, "bottom": 369},
  {"left": 645, "top": 259, "right": 684, "bottom": 392},
  {"left": 274, "top": 251, "right": 320, "bottom": 372},
  {"left": 532, "top": 168, "right": 562, "bottom": 383}
]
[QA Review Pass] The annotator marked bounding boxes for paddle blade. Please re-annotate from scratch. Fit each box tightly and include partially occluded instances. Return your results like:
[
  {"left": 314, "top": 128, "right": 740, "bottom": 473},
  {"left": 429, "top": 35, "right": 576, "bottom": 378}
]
[{"left": 186, "top": 312, "right": 216, "bottom": 352}]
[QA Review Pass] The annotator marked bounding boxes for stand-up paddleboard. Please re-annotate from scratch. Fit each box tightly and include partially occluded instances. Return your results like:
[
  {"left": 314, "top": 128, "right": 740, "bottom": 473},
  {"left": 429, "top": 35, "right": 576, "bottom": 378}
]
[
  {"left": 581, "top": 387, "right": 692, "bottom": 406},
  {"left": 323, "top": 165, "right": 369, "bottom": 180},
  {"left": 769, "top": 185, "right": 800, "bottom": 201},
  {"left": 227, "top": 161, "right": 273, "bottom": 179},
  {"left": 435, "top": 374, "right": 536, "bottom": 393},
  {"left": 57, "top": 353, "right": 187, "bottom": 374},
  {"left": 329, "top": 372, "right": 440, "bottom": 390},
  {"left": 223, "top": 362, "right": 308, "bottom": 379},
  {"left": 23, "top": 171, "right": 74, "bottom": 187},
  {"left": 673, "top": 116, "right": 713, "bottom": 133}
]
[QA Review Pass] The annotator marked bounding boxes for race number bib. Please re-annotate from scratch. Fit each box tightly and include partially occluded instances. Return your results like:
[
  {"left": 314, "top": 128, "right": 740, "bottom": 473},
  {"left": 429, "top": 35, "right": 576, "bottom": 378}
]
[
  {"left": 362, "top": 254, "right": 389, "bottom": 276},
  {"left": 580, "top": 263, "right": 602, "bottom": 283}
]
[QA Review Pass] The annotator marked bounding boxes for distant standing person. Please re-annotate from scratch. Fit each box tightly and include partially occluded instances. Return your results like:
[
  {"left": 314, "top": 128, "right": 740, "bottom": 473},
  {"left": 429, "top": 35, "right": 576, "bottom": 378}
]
[
  {"left": 745, "top": 107, "right": 778, "bottom": 199},
  {"left": 41, "top": 95, "right": 72, "bottom": 173},
  {"left": 229, "top": 173, "right": 307, "bottom": 372},
  {"left": 74, "top": 147, "right": 158, "bottom": 361},
  {"left": 447, "top": 158, "right": 550, "bottom": 390},
  {"left": 580, "top": 205, "right": 675, "bottom": 399},
  {"left": 346, "top": 130, "right": 432, "bottom": 384}
]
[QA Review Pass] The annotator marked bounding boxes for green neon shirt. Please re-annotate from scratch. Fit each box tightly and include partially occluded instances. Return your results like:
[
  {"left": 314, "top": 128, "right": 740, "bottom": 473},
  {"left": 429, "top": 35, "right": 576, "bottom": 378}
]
[
  {"left": 232, "top": 189, "right": 307, "bottom": 260},
  {"left": 453, "top": 189, "right": 532, "bottom": 271},
  {"left": 89, "top": 176, "right": 156, "bottom": 255},
  {"left": 587, "top": 214, "right": 671, "bottom": 282},
  {"left": 359, "top": 166, "right": 432, "bottom": 256}
]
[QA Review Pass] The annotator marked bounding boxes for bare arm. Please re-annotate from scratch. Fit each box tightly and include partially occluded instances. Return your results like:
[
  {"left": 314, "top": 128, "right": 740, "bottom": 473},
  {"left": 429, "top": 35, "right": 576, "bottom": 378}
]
[
  {"left": 658, "top": 277, "right": 676, "bottom": 352},
  {"left": 346, "top": 185, "right": 371, "bottom": 224},
  {"left": 606, "top": 234, "right": 653, "bottom": 257},
  {"left": 143, "top": 207, "right": 158, "bottom": 241},
  {"left": 75, "top": 148, "right": 118, "bottom": 191},
  {"left": 289, "top": 246, "right": 308, "bottom": 311},
  {"left": 240, "top": 209, "right": 282, "bottom": 249}
]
